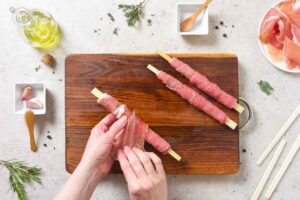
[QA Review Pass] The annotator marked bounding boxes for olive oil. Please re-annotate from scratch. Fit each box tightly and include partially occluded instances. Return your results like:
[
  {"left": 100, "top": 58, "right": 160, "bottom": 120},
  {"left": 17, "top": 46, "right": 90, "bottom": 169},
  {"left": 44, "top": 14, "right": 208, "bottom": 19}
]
[{"left": 10, "top": 7, "right": 60, "bottom": 50}]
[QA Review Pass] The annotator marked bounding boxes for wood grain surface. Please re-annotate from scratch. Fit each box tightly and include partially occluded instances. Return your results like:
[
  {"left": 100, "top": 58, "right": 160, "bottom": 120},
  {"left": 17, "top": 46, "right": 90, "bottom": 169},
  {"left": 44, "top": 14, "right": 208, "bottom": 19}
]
[{"left": 65, "top": 53, "right": 239, "bottom": 174}]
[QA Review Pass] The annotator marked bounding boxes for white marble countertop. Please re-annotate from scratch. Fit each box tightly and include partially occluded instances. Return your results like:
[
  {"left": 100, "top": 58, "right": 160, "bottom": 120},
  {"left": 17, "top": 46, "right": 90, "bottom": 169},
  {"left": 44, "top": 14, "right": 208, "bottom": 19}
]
[{"left": 0, "top": 0, "right": 300, "bottom": 199}]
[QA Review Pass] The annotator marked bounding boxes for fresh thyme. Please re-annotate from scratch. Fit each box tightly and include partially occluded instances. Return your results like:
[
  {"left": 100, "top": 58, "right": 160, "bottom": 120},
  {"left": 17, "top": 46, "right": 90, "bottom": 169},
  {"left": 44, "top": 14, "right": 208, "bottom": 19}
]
[
  {"left": 118, "top": 0, "right": 146, "bottom": 27},
  {"left": 35, "top": 65, "right": 41, "bottom": 72},
  {"left": 0, "top": 160, "right": 42, "bottom": 200},
  {"left": 107, "top": 13, "right": 115, "bottom": 22},
  {"left": 258, "top": 80, "right": 273, "bottom": 95},
  {"left": 147, "top": 18, "right": 152, "bottom": 26},
  {"left": 113, "top": 27, "right": 120, "bottom": 35}
]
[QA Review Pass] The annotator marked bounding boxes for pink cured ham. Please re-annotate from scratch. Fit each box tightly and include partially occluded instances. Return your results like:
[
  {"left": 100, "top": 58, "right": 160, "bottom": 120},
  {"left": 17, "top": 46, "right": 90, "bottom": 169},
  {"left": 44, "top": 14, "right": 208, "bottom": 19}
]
[
  {"left": 169, "top": 57, "right": 237, "bottom": 109},
  {"left": 157, "top": 71, "right": 228, "bottom": 124},
  {"left": 259, "top": 0, "right": 300, "bottom": 68},
  {"left": 259, "top": 8, "right": 292, "bottom": 49},
  {"left": 278, "top": 0, "right": 300, "bottom": 27},
  {"left": 283, "top": 37, "right": 300, "bottom": 68},
  {"left": 98, "top": 94, "right": 171, "bottom": 154}
]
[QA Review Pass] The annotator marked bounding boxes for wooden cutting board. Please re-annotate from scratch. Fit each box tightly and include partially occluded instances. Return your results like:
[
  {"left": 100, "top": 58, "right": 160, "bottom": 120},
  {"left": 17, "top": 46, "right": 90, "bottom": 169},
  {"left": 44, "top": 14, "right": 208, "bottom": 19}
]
[{"left": 65, "top": 53, "right": 239, "bottom": 175}]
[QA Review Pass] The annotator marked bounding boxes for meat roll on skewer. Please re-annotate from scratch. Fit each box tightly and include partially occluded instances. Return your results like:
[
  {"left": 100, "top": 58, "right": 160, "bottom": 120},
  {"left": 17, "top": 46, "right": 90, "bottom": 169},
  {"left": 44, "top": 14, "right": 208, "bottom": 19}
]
[
  {"left": 147, "top": 64, "right": 237, "bottom": 130},
  {"left": 91, "top": 88, "right": 181, "bottom": 161},
  {"left": 156, "top": 49, "right": 244, "bottom": 113}
]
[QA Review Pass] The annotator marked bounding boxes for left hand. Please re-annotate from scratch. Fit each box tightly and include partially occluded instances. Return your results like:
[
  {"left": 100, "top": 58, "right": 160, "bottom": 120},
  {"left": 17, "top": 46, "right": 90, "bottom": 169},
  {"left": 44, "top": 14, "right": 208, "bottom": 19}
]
[{"left": 79, "top": 113, "right": 128, "bottom": 180}]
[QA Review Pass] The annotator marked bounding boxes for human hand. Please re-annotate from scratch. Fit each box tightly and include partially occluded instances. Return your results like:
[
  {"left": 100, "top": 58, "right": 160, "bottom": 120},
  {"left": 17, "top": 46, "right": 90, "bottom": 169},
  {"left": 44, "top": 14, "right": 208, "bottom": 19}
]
[
  {"left": 118, "top": 147, "right": 167, "bottom": 200},
  {"left": 79, "top": 114, "right": 128, "bottom": 181}
]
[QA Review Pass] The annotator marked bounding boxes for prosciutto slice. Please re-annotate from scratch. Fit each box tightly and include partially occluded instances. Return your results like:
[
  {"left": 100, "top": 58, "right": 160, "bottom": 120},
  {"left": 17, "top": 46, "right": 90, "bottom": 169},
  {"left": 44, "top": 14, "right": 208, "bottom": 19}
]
[
  {"left": 259, "top": 0, "right": 300, "bottom": 68},
  {"left": 98, "top": 94, "right": 171, "bottom": 154},
  {"left": 169, "top": 57, "right": 237, "bottom": 109},
  {"left": 157, "top": 71, "right": 228, "bottom": 124},
  {"left": 259, "top": 8, "right": 292, "bottom": 49},
  {"left": 283, "top": 37, "right": 300, "bottom": 68}
]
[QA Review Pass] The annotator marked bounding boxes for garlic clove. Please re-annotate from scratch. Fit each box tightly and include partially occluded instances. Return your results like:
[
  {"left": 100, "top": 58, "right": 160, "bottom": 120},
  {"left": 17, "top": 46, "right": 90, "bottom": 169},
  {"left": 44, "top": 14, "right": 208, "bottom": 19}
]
[
  {"left": 20, "top": 87, "right": 33, "bottom": 101},
  {"left": 26, "top": 98, "right": 43, "bottom": 109}
]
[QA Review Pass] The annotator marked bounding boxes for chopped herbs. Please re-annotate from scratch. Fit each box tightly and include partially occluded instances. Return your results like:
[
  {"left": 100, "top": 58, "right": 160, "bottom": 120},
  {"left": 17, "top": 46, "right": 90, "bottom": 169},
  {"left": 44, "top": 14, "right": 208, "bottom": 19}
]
[
  {"left": 147, "top": 19, "right": 152, "bottom": 26},
  {"left": 118, "top": 0, "right": 146, "bottom": 27},
  {"left": 107, "top": 13, "right": 115, "bottom": 22},
  {"left": 34, "top": 66, "right": 41, "bottom": 72},
  {"left": 0, "top": 160, "right": 42, "bottom": 200},
  {"left": 113, "top": 27, "right": 120, "bottom": 35},
  {"left": 258, "top": 80, "right": 273, "bottom": 95}
]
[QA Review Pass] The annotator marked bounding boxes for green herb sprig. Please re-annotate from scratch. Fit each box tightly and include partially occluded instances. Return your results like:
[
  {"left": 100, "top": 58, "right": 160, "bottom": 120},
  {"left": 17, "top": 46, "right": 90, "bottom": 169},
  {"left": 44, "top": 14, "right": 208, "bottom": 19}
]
[
  {"left": 113, "top": 27, "right": 120, "bottom": 35},
  {"left": 107, "top": 13, "right": 115, "bottom": 22},
  {"left": 0, "top": 160, "right": 42, "bottom": 200},
  {"left": 146, "top": 18, "right": 152, "bottom": 26},
  {"left": 258, "top": 80, "right": 273, "bottom": 95},
  {"left": 118, "top": 0, "right": 146, "bottom": 27}
]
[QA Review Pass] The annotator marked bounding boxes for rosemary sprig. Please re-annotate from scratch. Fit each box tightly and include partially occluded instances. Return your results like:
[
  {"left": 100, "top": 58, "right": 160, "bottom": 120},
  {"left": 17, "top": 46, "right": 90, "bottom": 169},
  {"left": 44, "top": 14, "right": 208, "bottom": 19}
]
[
  {"left": 0, "top": 160, "right": 42, "bottom": 200},
  {"left": 118, "top": 0, "right": 146, "bottom": 27}
]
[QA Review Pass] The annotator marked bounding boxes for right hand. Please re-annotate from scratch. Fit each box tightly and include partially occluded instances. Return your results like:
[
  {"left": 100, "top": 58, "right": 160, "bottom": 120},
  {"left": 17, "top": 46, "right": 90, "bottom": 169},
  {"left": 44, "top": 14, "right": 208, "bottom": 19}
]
[{"left": 118, "top": 147, "right": 167, "bottom": 200}]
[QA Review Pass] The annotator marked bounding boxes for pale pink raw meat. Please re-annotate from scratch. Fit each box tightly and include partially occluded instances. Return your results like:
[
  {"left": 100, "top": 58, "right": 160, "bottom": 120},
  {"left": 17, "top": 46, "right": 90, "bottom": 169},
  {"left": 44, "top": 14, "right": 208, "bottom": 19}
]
[
  {"left": 259, "top": 8, "right": 292, "bottom": 49},
  {"left": 283, "top": 37, "right": 300, "bottom": 68},
  {"left": 169, "top": 57, "right": 237, "bottom": 109},
  {"left": 98, "top": 94, "right": 171, "bottom": 154},
  {"left": 157, "top": 71, "right": 228, "bottom": 124},
  {"left": 259, "top": 0, "right": 300, "bottom": 69}
]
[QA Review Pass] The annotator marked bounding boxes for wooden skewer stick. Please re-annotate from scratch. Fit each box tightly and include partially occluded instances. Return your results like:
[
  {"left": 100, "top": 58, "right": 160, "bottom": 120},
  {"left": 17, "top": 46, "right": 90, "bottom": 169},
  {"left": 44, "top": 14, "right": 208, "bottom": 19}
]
[
  {"left": 233, "top": 103, "right": 244, "bottom": 114},
  {"left": 147, "top": 64, "right": 160, "bottom": 75},
  {"left": 155, "top": 49, "right": 244, "bottom": 114},
  {"left": 250, "top": 139, "right": 286, "bottom": 200},
  {"left": 91, "top": 87, "right": 182, "bottom": 162},
  {"left": 168, "top": 149, "right": 181, "bottom": 161},
  {"left": 147, "top": 65, "right": 237, "bottom": 130},
  {"left": 225, "top": 119, "right": 237, "bottom": 130},
  {"left": 256, "top": 103, "right": 300, "bottom": 166},
  {"left": 91, "top": 88, "right": 104, "bottom": 99},
  {"left": 156, "top": 49, "right": 172, "bottom": 62},
  {"left": 265, "top": 134, "right": 300, "bottom": 199}
]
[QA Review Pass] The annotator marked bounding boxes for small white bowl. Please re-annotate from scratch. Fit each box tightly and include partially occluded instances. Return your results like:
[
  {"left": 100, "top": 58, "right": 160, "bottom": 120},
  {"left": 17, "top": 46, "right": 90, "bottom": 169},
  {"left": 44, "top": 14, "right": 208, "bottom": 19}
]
[
  {"left": 176, "top": 3, "right": 209, "bottom": 35},
  {"left": 258, "top": 1, "right": 300, "bottom": 73},
  {"left": 14, "top": 83, "right": 46, "bottom": 115}
]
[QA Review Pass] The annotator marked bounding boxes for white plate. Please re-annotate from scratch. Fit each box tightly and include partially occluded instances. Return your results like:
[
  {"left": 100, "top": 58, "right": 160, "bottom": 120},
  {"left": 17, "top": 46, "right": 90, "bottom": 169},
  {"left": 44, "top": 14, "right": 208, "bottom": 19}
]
[
  {"left": 176, "top": 3, "right": 209, "bottom": 35},
  {"left": 14, "top": 82, "right": 46, "bottom": 115},
  {"left": 258, "top": 1, "right": 300, "bottom": 73}
]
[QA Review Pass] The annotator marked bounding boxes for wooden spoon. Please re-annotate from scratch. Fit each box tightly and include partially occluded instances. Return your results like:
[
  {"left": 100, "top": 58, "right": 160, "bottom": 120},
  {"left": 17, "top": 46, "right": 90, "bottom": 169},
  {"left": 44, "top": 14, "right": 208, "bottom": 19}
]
[
  {"left": 180, "top": 0, "right": 213, "bottom": 32},
  {"left": 25, "top": 110, "right": 37, "bottom": 152}
]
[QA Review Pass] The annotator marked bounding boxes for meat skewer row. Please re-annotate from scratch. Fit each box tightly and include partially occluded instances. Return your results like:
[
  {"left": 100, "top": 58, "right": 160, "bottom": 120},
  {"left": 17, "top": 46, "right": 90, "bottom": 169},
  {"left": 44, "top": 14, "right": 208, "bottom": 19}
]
[
  {"left": 91, "top": 88, "right": 182, "bottom": 162},
  {"left": 156, "top": 49, "right": 244, "bottom": 114},
  {"left": 147, "top": 64, "right": 237, "bottom": 130}
]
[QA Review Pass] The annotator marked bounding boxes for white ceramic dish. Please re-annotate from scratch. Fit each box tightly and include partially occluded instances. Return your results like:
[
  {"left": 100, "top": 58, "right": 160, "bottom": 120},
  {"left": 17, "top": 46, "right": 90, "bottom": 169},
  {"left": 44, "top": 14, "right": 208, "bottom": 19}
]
[
  {"left": 176, "top": 3, "right": 209, "bottom": 35},
  {"left": 258, "top": 1, "right": 300, "bottom": 73},
  {"left": 14, "top": 83, "right": 46, "bottom": 115}
]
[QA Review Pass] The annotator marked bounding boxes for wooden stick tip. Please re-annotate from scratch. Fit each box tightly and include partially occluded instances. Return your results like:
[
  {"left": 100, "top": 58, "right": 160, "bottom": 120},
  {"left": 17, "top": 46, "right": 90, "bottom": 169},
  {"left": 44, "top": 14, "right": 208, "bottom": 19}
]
[
  {"left": 225, "top": 118, "right": 237, "bottom": 130},
  {"left": 155, "top": 49, "right": 172, "bottom": 62},
  {"left": 147, "top": 64, "right": 160, "bottom": 75},
  {"left": 233, "top": 103, "right": 245, "bottom": 113},
  {"left": 168, "top": 149, "right": 182, "bottom": 161},
  {"left": 91, "top": 88, "right": 103, "bottom": 99}
]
